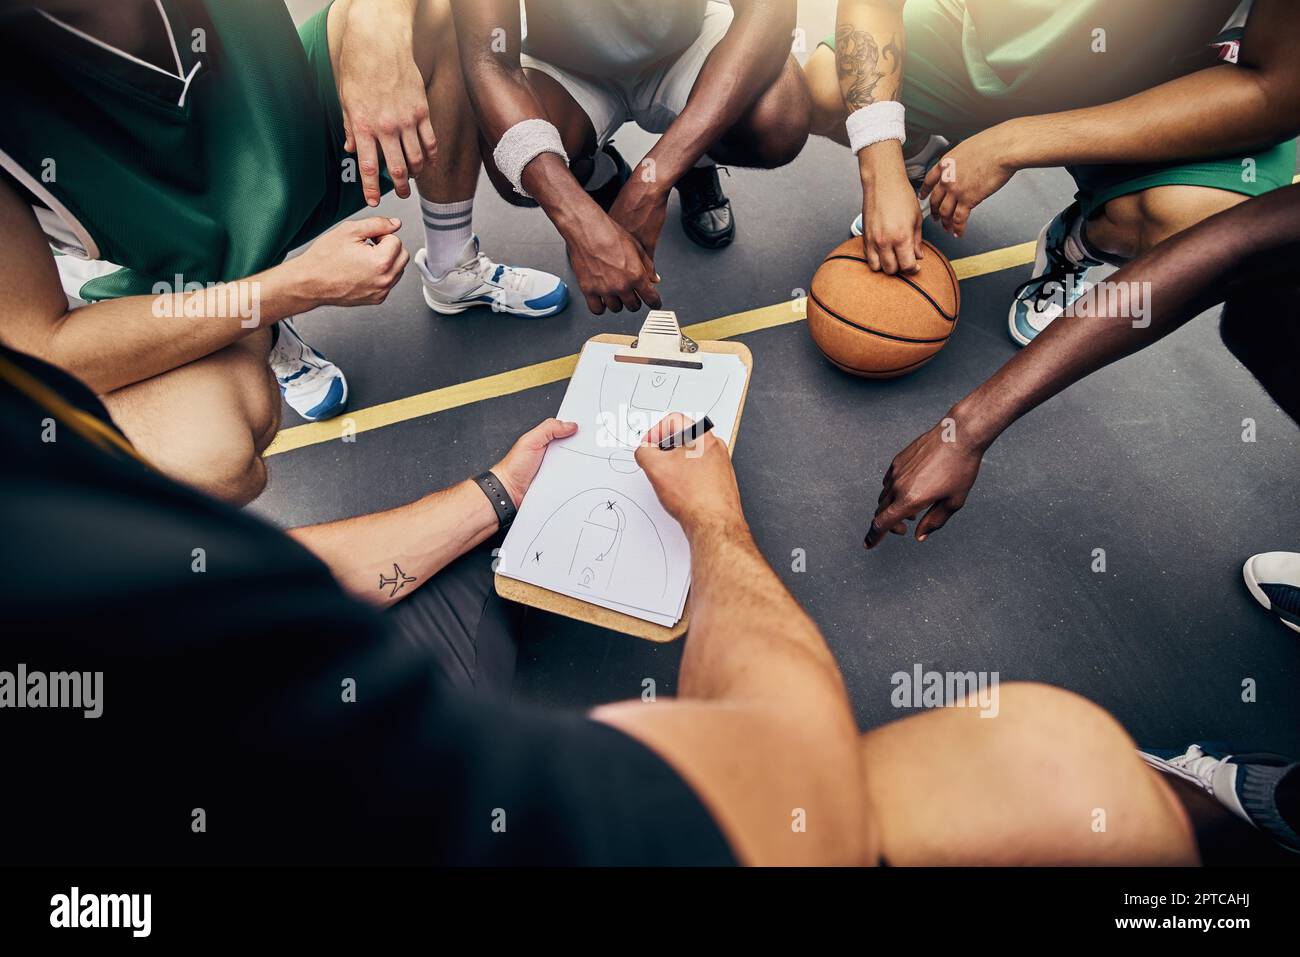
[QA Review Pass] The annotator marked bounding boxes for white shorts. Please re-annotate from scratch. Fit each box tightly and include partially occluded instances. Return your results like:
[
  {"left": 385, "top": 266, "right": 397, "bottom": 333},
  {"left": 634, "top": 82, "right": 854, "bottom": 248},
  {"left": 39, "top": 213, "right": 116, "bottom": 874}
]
[{"left": 519, "top": 0, "right": 733, "bottom": 147}]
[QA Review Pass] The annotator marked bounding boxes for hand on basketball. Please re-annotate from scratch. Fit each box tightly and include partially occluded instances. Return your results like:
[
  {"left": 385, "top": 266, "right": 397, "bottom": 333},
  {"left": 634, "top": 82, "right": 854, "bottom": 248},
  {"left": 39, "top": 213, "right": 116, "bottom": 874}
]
[
  {"left": 920, "top": 126, "right": 1017, "bottom": 238},
  {"left": 336, "top": 2, "right": 438, "bottom": 205},
  {"left": 566, "top": 209, "right": 663, "bottom": 315},
  {"left": 491, "top": 418, "right": 580, "bottom": 507},
  {"left": 866, "top": 418, "right": 984, "bottom": 549},
  {"left": 862, "top": 166, "right": 925, "bottom": 275},
  {"left": 636, "top": 414, "right": 744, "bottom": 536},
  {"left": 292, "top": 216, "right": 410, "bottom": 308}
]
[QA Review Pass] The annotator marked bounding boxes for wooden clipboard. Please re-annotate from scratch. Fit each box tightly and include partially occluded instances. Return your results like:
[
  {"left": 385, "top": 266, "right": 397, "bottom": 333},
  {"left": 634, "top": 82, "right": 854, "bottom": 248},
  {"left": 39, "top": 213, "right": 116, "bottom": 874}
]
[{"left": 494, "top": 311, "right": 753, "bottom": 642}]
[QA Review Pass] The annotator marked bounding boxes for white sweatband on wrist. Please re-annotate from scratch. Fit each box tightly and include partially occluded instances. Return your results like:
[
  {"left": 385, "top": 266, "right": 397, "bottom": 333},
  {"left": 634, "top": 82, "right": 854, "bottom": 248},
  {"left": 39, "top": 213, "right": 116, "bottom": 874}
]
[
  {"left": 493, "top": 118, "right": 569, "bottom": 199},
  {"left": 845, "top": 101, "right": 905, "bottom": 154}
]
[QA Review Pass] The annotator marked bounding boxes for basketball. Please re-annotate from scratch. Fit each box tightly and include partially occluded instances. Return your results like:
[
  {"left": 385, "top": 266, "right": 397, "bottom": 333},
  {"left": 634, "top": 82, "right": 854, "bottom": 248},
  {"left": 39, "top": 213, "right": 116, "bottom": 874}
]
[{"left": 807, "top": 238, "right": 960, "bottom": 378}]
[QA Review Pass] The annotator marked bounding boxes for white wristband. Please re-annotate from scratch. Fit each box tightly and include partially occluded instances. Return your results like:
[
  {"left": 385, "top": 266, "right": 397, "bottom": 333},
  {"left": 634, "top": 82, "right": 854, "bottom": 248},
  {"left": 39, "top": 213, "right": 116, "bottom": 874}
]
[
  {"left": 845, "top": 101, "right": 905, "bottom": 154},
  {"left": 493, "top": 118, "right": 570, "bottom": 199}
]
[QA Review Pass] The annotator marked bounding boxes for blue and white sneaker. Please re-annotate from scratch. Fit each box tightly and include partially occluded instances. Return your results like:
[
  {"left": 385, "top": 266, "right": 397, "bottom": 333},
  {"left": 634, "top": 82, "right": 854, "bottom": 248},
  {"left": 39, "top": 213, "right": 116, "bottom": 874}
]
[
  {"left": 850, "top": 134, "right": 949, "bottom": 237},
  {"left": 1243, "top": 551, "right": 1300, "bottom": 634},
  {"left": 1008, "top": 202, "right": 1103, "bottom": 347},
  {"left": 1138, "top": 742, "right": 1300, "bottom": 854},
  {"left": 415, "top": 237, "right": 568, "bottom": 318},
  {"left": 268, "top": 319, "right": 348, "bottom": 422}
]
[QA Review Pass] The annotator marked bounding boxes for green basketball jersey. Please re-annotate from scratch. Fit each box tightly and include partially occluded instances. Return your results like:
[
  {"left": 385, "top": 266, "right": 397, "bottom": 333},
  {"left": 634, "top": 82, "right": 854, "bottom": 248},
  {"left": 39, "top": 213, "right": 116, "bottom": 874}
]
[
  {"left": 955, "top": 0, "right": 1246, "bottom": 111},
  {"left": 0, "top": 0, "right": 337, "bottom": 301}
]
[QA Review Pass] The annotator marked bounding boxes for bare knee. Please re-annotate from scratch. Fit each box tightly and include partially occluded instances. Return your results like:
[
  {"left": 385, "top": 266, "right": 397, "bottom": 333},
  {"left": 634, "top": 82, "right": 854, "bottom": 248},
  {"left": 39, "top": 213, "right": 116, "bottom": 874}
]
[
  {"left": 861, "top": 681, "right": 1196, "bottom": 864},
  {"left": 194, "top": 340, "right": 277, "bottom": 504},
  {"left": 251, "top": 366, "right": 282, "bottom": 455},
  {"left": 976, "top": 682, "right": 1196, "bottom": 862},
  {"left": 750, "top": 109, "right": 811, "bottom": 169},
  {"left": 417, "top": 0, "right": 452, "bottom": 35},
  {"left": 412, "top": 0, "right": 458, "bottom": 76},
  {"left": 202, "top": 451, "right": 268, "bottom": 506},
  {"left": 987, "top": 682, "right": 1127, "bottom": 745},
  {"left": 714, "top": 60, "right": 811, "bottom": 169},
  {"left": 191, "top": 418, "right": 274, "bottom": 504}
]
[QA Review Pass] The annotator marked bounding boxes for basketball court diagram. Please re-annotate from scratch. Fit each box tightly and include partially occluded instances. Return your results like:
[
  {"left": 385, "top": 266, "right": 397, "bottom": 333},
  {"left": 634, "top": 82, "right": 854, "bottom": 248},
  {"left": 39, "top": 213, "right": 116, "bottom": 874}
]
[
  {"left": 560, "top": 364, "right": 733, "bottom": 473},
  {"left": 521, "top": 487, "right": 670, "bottom": 601}
]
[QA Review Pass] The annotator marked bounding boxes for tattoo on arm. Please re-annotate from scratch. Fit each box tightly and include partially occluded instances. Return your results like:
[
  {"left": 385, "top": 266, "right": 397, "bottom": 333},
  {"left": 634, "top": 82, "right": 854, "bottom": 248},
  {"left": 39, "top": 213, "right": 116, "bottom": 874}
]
[
  {"left": 835, "top": 25, "right": 902, "bottom": 109},
  {"left": 379, "top": 563, "right": 417, "bottom": 598}
]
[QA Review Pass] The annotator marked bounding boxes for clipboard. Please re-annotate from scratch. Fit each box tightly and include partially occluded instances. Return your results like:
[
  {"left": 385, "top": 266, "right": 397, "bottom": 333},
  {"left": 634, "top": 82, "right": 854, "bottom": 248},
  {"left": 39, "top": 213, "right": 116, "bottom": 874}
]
[{"left": 494, "top": 310, "right": 753, "bottom": 642}]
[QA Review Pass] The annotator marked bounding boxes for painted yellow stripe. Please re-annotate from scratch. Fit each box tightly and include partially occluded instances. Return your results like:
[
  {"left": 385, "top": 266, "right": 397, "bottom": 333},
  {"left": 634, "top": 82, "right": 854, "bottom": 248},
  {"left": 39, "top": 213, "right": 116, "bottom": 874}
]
[
  {"left": 263, "top": 170, "right": 1300, "bottom": 456},
  {"left": 951, "top": 240, "right": 1038, "bottom": 280},
  {"left": 261, "top": 237, "right": 1034, "bottom": 456}
]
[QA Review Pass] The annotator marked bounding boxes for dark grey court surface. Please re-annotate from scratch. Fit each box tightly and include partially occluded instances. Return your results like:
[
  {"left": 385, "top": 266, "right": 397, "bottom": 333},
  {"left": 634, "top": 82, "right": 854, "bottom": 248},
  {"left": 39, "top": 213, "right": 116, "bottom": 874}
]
[{"left": 260, "top": 1, "right": 1300, "bottom": 755}]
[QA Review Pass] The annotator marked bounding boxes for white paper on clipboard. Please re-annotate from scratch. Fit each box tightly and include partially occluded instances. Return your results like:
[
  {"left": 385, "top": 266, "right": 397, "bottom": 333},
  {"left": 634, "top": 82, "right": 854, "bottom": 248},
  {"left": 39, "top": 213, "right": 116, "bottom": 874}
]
[{"left": 496, "top": 334, "right": 747, "bottom": 627}]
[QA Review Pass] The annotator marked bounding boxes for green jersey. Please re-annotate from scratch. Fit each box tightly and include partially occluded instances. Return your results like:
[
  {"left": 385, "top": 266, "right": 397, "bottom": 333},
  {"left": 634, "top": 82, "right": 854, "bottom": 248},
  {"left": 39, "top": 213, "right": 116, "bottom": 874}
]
[
  {"left": 0, "top": 0, "right": 342, "bottom": 301},
  {"left": 955, "top": 0, "right": 1246, "bottom": 112}
]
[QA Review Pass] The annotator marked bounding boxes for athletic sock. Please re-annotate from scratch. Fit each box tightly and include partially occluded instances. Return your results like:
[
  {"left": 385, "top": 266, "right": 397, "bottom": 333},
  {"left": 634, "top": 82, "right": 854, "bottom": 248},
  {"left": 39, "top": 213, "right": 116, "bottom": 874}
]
[
  {"left": 581, "top": 149, "right": 618, "bottom": 193},
  {"left": 1068, "top": 211, "right": 1126, "bottom": 268},
  {"left": 693, "top": 155, "right": 715, "bottom": 169},
  {"left": 420, "top": 197, "right": 474, "bottom": 278}
]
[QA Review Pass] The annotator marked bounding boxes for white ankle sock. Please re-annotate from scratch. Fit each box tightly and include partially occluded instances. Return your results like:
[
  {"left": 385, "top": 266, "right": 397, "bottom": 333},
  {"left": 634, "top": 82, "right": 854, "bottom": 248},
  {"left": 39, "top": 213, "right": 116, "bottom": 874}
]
[
  {"left": 421, "top": 197, "right": 474, "bottom": 277},
  {"left": 1066, "top": 212, "right": 1121, "bottom": 267},
  {"left": 582, "top": 150, "right": 618, "bottom": 192}
]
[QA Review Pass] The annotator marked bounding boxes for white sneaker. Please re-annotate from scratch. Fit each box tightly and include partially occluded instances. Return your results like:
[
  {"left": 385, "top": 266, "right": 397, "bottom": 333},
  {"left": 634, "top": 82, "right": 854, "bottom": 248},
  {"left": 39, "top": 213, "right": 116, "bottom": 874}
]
[
  {"left": 1243, "top": 551, "right": 1300, "bottom": 634},
  {"left": 1138, "top": 744, "right": 1253, "bottom": 822},
  {"left": 1008, "top": 203, "right": 1104, "bottom": 347},
  {"left": 415, "top": 237, "right": 568, "bottom": 318},
  {"left": 268, "top": 319, "right": 348, "bottom": 422},
  {"left": 1137, "top": 742, "right": 1300, "bottom": 853}
]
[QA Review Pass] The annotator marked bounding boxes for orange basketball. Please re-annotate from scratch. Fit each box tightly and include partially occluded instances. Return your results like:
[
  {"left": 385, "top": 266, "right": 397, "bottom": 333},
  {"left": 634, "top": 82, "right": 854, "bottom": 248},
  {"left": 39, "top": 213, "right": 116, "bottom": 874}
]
[{"left": 807, "top": 238, "right": 960, "bottom": 378}]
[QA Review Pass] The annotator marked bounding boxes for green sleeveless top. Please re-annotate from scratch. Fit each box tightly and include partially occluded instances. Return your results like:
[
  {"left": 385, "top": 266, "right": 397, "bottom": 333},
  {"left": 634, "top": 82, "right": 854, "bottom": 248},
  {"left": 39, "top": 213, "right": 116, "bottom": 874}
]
[{"left": 0, "top": 0, "right": 332, "bottom": 300}]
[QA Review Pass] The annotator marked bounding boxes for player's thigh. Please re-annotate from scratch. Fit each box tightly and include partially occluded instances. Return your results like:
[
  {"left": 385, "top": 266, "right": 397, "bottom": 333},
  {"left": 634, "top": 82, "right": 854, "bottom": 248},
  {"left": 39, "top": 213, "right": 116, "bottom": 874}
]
[
  {"left": 383, "top": 537, "right": 521, "bottom": 698},
  {"left": 592, "top": 698, "right": 876, "bottom": 866},
  {"left": 102, "top": 330, "right": 280, "bottom": 504},
  {"left": 1079, "top": 138, "right": 1297, "bottom": 256},
  {"left": 858, "top": 682, "right": 1196, "bottom": 865},
  {"left": 1106, "top": 185, "right": 1250, "bottom": 253}
]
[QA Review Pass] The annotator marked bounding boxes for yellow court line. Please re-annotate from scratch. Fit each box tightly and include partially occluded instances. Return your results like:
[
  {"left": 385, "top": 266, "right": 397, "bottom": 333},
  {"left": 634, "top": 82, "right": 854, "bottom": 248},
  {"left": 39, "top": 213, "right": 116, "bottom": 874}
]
[
  {"left": 262, "top": 170, "right": 1300, "bottom": 456},
  {"left": 264, "top": 238, "right": 1032, "bottom": 456}
]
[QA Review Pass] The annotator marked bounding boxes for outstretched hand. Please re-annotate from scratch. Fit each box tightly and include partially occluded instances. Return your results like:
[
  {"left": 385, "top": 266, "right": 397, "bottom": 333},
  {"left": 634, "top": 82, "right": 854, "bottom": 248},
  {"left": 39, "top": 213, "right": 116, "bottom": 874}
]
[
  {"left": 866, "top": 419, "right": 985, "bottom": 549},
  {"left": 920, "top": 126, "right": 1017, "bottom": 239}
]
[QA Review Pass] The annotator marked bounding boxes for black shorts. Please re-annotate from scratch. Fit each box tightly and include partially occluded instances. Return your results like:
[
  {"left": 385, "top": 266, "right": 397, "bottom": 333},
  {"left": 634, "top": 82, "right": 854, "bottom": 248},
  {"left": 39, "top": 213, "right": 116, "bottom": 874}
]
[
  {"left": 380, "top": 538, "right": 737, "bottom": 865},
  {"left": 1, "top": 344, "right": 734, "bottom": 866}
]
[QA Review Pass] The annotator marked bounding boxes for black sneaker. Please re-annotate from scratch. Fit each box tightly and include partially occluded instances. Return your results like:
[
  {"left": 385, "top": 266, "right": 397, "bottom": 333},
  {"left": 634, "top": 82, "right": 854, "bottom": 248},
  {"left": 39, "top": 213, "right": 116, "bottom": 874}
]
[
  {"left": 587, "top": 143, "right": 632, "bottom": 213},
  {"left": 675, "top": 163, "right": 734, "bottom": 249}
]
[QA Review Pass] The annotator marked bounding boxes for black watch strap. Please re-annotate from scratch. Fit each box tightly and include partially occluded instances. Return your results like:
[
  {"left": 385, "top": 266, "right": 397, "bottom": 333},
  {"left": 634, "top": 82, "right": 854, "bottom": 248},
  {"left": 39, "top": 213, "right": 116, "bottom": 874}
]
[{"left": 473, "top": 471, "right": 517, "bottom": 530}]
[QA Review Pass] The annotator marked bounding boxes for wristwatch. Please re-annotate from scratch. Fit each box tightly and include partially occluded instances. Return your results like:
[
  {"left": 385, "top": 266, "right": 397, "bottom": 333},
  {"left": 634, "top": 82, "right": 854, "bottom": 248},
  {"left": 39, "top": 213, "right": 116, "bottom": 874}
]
[{"left": 473, "top": 471, "right": 517, "bottom": 531}]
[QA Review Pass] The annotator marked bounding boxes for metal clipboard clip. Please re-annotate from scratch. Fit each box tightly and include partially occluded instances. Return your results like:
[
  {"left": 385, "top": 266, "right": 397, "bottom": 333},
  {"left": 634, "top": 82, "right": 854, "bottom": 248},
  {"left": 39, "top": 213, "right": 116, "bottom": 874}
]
[{"left": 613, "top": 310, "right": 703, "bottom": 369}]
